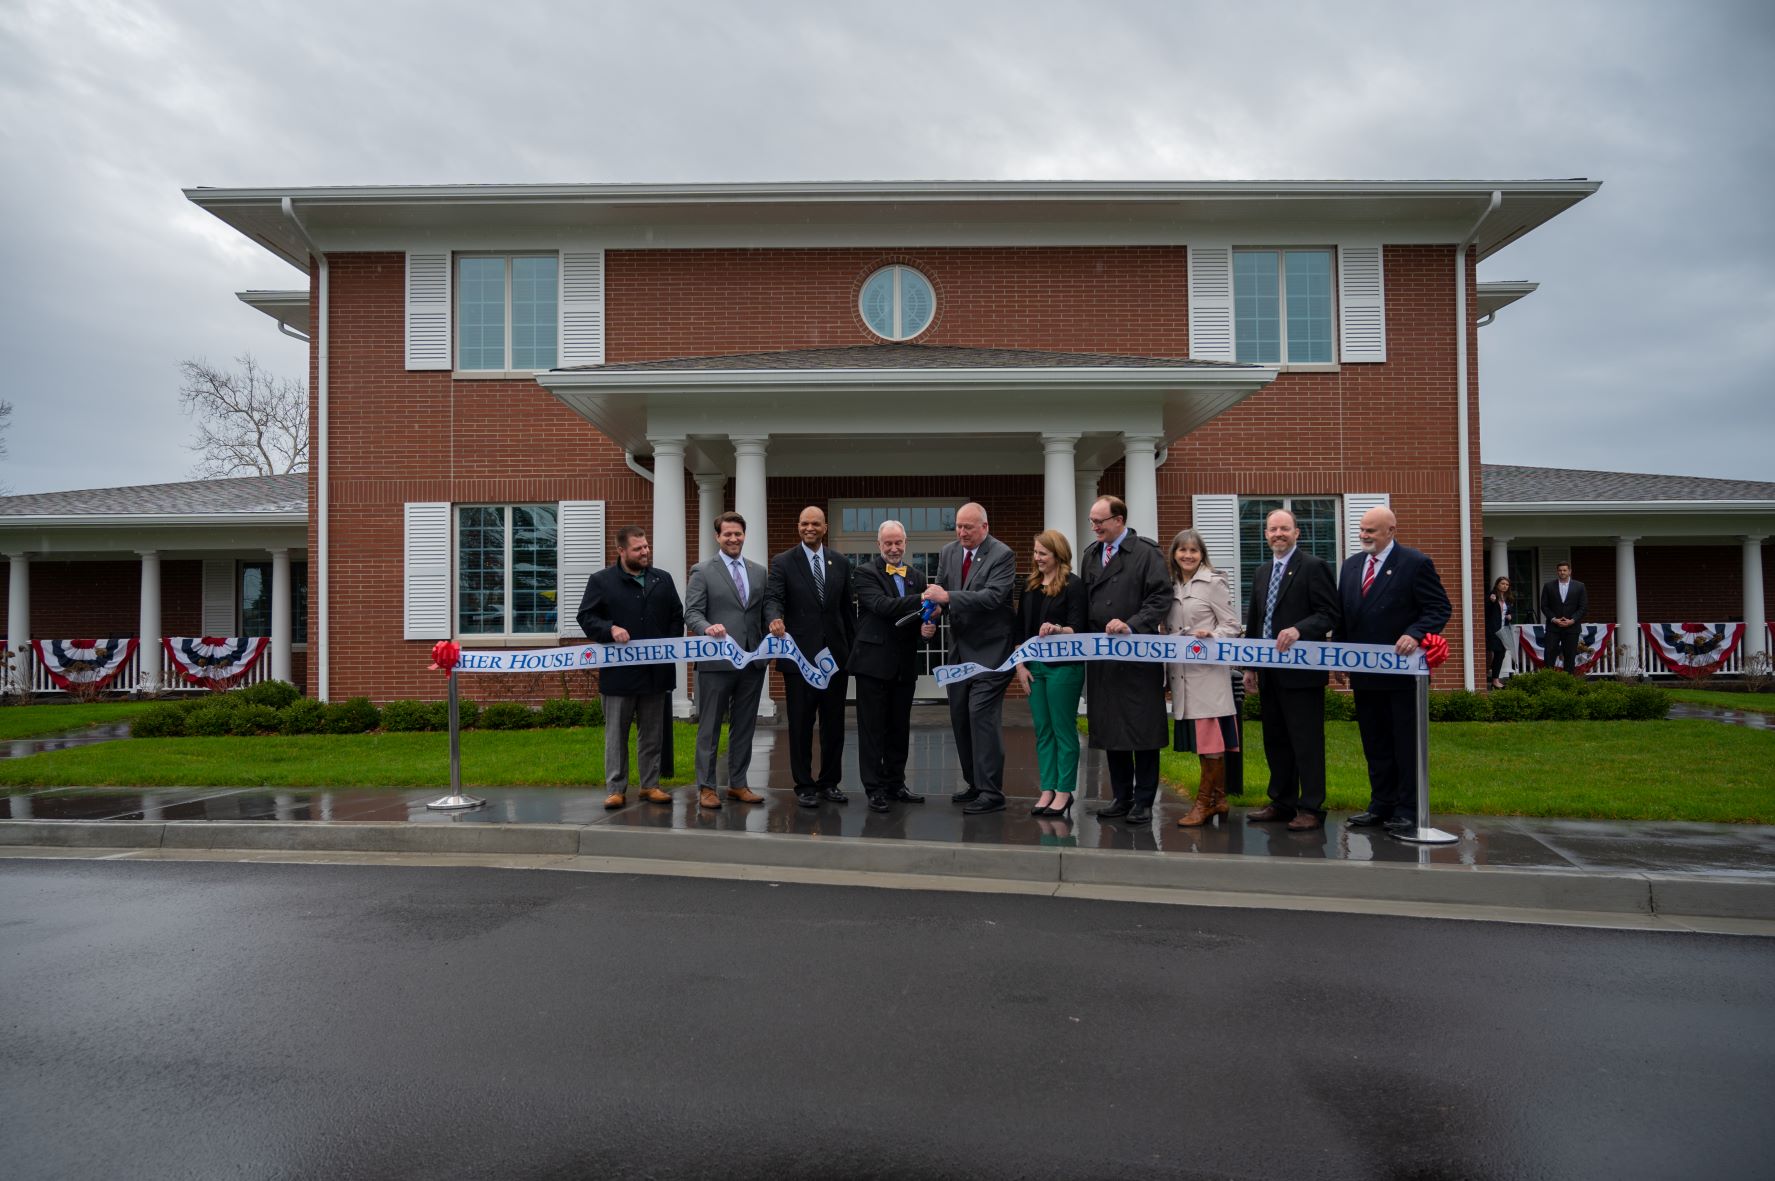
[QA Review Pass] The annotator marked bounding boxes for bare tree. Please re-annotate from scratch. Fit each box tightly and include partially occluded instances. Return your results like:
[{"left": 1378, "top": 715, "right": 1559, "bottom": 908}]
[
  {"left": 178, "top": 354, "right": 308, "bottom": 477},
  {"left": 0, "top": 399, "right": 12, "bottom": 494}
]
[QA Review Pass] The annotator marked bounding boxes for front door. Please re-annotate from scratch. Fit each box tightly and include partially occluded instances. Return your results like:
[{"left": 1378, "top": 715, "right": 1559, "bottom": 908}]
[{"left": 832, "top": 501, "right": 961, "bottom": 701}]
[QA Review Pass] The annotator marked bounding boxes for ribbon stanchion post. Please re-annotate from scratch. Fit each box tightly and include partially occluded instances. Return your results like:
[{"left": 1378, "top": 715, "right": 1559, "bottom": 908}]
[
  {"left": 1392, "top": 633, "right": 1458, "bottom": 846},
  {"left": 425, "top": 641, "right": 484, "bottom": 813}
]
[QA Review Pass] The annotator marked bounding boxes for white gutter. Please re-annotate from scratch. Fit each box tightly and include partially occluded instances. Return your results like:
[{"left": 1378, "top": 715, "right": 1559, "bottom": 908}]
[
  {"left": 1485, "top": 500, "right": 1775, "bottom": 516},
  {"left": 1456, "top": 191, "right": 1501, "bottom": 691},
  {"left": 624, "top": 451, "right": 654, "bottom": 483},
  {"left": 277, "top": 321, "right": 310, "bottom": 344},
  {"left": 282, "top": 197, "right": 328, "bottom": 701}
]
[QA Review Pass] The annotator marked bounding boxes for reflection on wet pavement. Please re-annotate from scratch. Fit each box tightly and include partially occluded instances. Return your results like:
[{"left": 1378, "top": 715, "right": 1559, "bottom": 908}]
[
  {"left": 1668, "top": 702, "right": 1775, "bottom": 730},
  {"left": 1, "top": 723, "right": 134, "bottom": 760}
]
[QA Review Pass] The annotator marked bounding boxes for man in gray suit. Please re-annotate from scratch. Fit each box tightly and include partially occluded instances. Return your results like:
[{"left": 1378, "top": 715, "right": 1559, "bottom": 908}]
[
  {"left": 684, "top": 511, "right": 769, "bottom": 811},
  {"left": 922, "top": 501, "right": 1018, "bottom": 814}
]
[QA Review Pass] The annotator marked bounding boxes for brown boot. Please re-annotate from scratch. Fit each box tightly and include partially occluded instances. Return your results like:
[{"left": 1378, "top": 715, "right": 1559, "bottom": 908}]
[{"left": 1176, "top": 758, "right": 1228, "bottom": 827}]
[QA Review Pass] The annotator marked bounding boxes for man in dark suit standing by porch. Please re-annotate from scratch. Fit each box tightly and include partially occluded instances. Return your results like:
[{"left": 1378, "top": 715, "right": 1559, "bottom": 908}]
[
  {"left": 1339, "top": 505, "right": 1452, "bottom": 833},
  {"left": 851, "top": 519, "right": 938, "bottom": 812},
  {"left": 764, "top": 505, "right": 855, "bottom": 809},
  {"left": 1538, "top": 561, "right": 1588, "bottom": 674},
  {"left": 1243, "top": 508, "right": 1340, "bottom": 831}
]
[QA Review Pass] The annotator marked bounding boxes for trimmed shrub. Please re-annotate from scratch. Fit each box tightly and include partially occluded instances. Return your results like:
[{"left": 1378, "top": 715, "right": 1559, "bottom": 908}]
[
  {"left": 1486, "top": 688, "right": 1533, "bottom": 721},
  {"left": 278, "top": 698, "right": 327, "bottom": 735},
  {"left": 1439, "top": 690, "right": 1491, "bottom": 722},
  {"left": 230, "top": 704, "right": 283, "bottom": 735},
  {"left": 539, "top": 698, "right": 591, "bottom": 728},
  {"left": 583, "top": 697, "right": 603, "bottom": 727},
  {"left": 456, "top": 700, "right": 480, "bottom": 730},
  {"left": 131, "top": 703, "right": 189, "bottom": 738},
  {"left": 478, "top": 702, "right": 538, "bottom": 730},
  {"left": 1581, "top": 684, "right": 1632, "bottom": 721},
  {"left": 1242, "top": 691, "right": 1262, "bottom": 721},
  {"left": 186, "top": 706, "right": 236, "bottom": 736},
  {"left": 380, "top": 700, "right": 438, "bottom": 732},
  {"left": 1623, "top": 684, "right": 1670, "bottom": 721},
  {"left": 1322, "top": 690, "right": 1356, "bottom": 722},
  {"left": 323, "top": 697, "right": 380, "bottom": 734},
  {"left": 1529, "top": 691, "right": 1586, "bottom": 721},
  {"left": 239, "top": 680, "right": 300, "bottom": 710},
  {"left": 1508, "top": 669, "right": 1583, "bottom": 697}
]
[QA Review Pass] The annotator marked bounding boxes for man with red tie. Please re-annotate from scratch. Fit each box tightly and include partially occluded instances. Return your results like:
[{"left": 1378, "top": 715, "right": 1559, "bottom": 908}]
[{"left": 1337, "top": 505, "right": 1451, "bottom": 833}]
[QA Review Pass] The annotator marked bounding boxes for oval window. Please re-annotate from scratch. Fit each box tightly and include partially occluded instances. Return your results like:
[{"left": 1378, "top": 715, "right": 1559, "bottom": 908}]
[{"left": 859, "top": 265, "right": 936, "bottom": 341}]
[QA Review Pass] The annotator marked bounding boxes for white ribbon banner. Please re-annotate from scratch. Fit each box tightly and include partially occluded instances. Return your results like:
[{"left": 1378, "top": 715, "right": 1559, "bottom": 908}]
[
  {"left": 934, "top": 633, "right": 1429, "bottom": 687},
  {"left": 454, "top": 635, "right": 838, "bottom": 689}
]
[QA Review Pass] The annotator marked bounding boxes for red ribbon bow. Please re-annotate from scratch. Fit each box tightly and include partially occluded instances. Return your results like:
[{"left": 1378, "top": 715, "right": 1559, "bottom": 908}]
[
  {"left": 429, "top": 640, "right": 460, "bottom": 672},
  {"left": 1419, "top": 633, "right": 1449, "bottom": 669}
]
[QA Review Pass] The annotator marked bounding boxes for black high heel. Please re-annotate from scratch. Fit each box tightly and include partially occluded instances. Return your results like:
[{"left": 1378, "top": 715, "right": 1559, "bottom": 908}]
[
  {"left": 1051, "top": 796, "right": 1073, "bottom": 818},
  {"left": 1030, "top": 794, "right": 1057, "bottom": 816}
]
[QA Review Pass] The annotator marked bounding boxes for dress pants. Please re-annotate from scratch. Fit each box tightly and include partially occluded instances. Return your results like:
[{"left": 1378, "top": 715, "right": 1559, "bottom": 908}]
[
  {"left": 1546, "top": 626, "right": 1581, "bottom": 674},
  {"left": 948, "top": 671, "right": 1010, "bottom": 801},
  {"left": 1487, "top": 640, "right": 1507, "bottom": 684},
  {"left": 783, "top": 668, "right": 849, "bottom": 790},
  {"left": 604, "top": 691, "right": 669, "bottom": 788},
  {"left": 1104, "top": 748, "right": 1161, "bottom": 806},
  {"left": 693, "top": 667, "right": 765, "bottom": 789},
  {"left": 854, "top": 673, "right": 915, "bottom": 794},
  {"left": 1258, "top": 673, "right": 1327, "bottom": 818},
  {"left": 1027, "top": 661, "right": 1085, "bottom": 795},
  {"left": 1354, "top": 688, "right": 1419, "bottom": 821}
]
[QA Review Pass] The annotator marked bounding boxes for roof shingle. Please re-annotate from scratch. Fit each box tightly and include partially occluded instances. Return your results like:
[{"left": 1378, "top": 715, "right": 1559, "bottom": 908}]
[
  {"left": 0, "top": 473, "right": 306, "bottom": 517},
  {"left": 575, "top": 344, "right": 1244, "bottom": 373},
  {"left": 1482, "top": 464, "right": 1775, "bottom": 503}
]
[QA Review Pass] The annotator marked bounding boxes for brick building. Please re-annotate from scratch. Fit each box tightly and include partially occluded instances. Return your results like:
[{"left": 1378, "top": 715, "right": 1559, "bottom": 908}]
[{"left": 9, "top": 178, "right": 1764, "bottom": 700}]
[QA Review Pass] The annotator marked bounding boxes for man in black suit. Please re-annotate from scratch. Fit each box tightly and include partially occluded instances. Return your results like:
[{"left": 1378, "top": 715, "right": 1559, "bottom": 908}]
[
  {"left": 1243, "top": 508, "right": 1340, "bottom": 831},
  {"left": 1338, "top": 505, "right": 1452, "bottom": 833},
  {"left": 1538, "top": 561, "right": 1588, "bottom": 674},
  {"left": 851, "top": 519, "right": 938, "bottom": 813},
  {"left": 764, "top": 506, "right": 855, "bottom": 808},
  {"left": 576, "top": 525, "right": 685, "bottom": 810}
]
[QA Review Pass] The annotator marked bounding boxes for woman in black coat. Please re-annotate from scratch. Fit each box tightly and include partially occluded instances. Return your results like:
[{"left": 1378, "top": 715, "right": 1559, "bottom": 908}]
[{"left": 1484, "top": 576, "right": 1513, "bottom": 689}]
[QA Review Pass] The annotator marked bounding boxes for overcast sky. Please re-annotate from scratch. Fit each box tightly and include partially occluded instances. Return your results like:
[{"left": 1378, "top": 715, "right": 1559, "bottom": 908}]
[{"left": 2, "top": 0, "right": 1770, "bottom": 495}]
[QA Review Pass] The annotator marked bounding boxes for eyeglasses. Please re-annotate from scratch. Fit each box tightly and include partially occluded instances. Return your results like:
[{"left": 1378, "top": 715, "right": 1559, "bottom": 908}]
[{"left": 1088, "top": 516, "right": 1120, "bottom": 527}]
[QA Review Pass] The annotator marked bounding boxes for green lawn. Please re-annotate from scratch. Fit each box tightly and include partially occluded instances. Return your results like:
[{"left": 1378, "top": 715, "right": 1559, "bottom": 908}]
[
  {"left": 0, "top": 724, "right": 701, "bottom": 789},
  {"left": 1667, "top": 688, "right": 1775, "bottom": 715},
  {"left": 1162, "top": 720, "right": 1775, "bottom": 824},
  {"left": 0, "top": 701, "right": 159, "bottom": 741}
]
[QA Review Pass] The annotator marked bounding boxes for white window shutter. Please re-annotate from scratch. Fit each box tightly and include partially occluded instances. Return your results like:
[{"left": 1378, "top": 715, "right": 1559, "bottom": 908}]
[
  {"left": 405, "top": 251, "right": 452, "bottom": 370},
  {"left": 201, "top": 560, "right": 236, "bottom": 637},
  {"left": 1338, "top": 243, "right": 1386, "bottom": 363},
  {"left": 1188, "top": 244, "right": 1236, "bottom": 362},
  {"left": 1343, "top": 493, "right": 1391, "bottom": 559},
  {"left": 556, "top": 500, "right": 606, "bottom": 638},
  {"left": 559, "top": 250, "right": 605, "bottom": 368},
  {"left": 404, "top": 502, "right": 451, "bottom": 640},
  {"left": 1191, "top": 494, "right": 1241, "bottom": 605}
]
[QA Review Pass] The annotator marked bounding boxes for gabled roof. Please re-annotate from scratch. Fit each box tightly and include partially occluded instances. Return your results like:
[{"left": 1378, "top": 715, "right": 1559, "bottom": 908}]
[
  {"left": 583, "top": 344, "right": 1241, "bottom": 373},
  {"left": 0, "top": 473, "right": 306, "bottom": 520},
  {"left": 1482, "top": 464, "right": 1775, "bottom": 505}
]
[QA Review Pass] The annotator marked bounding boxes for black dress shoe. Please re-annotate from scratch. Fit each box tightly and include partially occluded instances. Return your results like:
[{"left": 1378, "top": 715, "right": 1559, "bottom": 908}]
[
  {"left": 1094, "top": 801, "right": 1132, "bottom": 818},
  {"left": 894, "top": 788, "right": 925, "bottom": 804},
  {"left": 821, "top": 786, "right": 848, "bottom": 804},
  {"left": 795, "top": 792, "right": 820, "bottom": 809},
  {"left": 951, "top": 787, "right": 981, "bottom": 804},
  {"left": 1346, "top": 811, "right": 1388, "bottom": 828},
  {"left": 867, "top": 794, "right": 892, "bottom": 813},
  {"left": 962, "top": 796, "right": 1005, "bottom": 815},
  {"left": 1124, "top": 804, "right": 1153, "bottom": 824},
  {"left": 1383, "top": 816, "right": 1417, "bottom": 833}
]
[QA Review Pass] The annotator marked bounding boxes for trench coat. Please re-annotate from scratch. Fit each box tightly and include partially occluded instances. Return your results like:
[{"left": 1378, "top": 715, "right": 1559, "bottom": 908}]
[
  {"left": 1165, "top": 567, "right": 1239, "bottom": 720},
  {"left": 1081, "top": 531, "right": 1172, "bottom": 750}
]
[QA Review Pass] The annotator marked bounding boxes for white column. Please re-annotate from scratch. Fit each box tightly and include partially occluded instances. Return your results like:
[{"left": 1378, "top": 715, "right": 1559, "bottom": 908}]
[
  {"left": 5, "top": 552, "right": 28, "bottom": 694},
  {"left": 1745, "top": 535, "right": 1768, "bottom": 662},
  {"left": 648, "top": 436, "right": 692, "bottom": 718},
  {"left": 730, "top": 434, "right": 775, "bottom": 717},
  {"left": 1074, "top": 467, "right": 1101, "bottom": 570},
  {"left": 1615, "top": 536, "right": 1639, "bottom": 675},
  {"left": 1041, "top": 434, "right": 1079, "bottom": 543},
  {"left": 1490, "top": 536, "right": 1510, "bottom": 584},
  {"left": 137, "top": 550, "right": 162, "bottom": 694},
  {"left": 1121, "top": 434, "right": 1161, "bottom": 541},
  {"left": 269, "top": 547, "right": 292, "bottom": 685},
  {"left": 695, "top": 473, "right": 727, "bottom": 564}
]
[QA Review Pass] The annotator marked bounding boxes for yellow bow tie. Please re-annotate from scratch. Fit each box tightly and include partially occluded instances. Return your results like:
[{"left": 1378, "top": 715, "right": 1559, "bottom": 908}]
[{"left": 884, "top": 564, "right": 908, "bottom": 577}]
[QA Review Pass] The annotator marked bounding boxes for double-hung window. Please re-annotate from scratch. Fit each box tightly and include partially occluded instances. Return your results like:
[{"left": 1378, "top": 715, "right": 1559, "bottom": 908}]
[
  {"left": 456, "top": 505, "right": 559, "bottom": 637},
  {"left": 1237, "top": 496, "right": 1340, "bottom": 597},
  {"left": 1234, "top": 249, "right": 1334, "bottom": 364},
  {"left": 238, "top": 561, "right": 309, "bottom": 644},
  {"left": 457, "top": 255, "right": 559, "bottom": 371}
]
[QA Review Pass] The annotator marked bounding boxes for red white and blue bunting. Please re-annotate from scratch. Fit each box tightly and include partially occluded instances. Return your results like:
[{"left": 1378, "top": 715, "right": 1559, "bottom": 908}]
[
  {"left": 1517, "top": 624, "right": 1615, "bottom": 674},
  {"left": 30, "top": 638, "right": 139, "bottom": 691},
  {"left": 1640, "top": 622, "right": 1744, "bottom": 679},
  {"left": 162, "top": 636, "right": 270, "bottom": 689}
]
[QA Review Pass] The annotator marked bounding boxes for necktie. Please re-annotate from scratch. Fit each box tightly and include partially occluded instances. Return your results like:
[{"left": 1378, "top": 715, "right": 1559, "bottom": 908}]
[
  {"left": 1262, "top": 559, "right": 1284, "bottom": 638},
  {"left": 1362, "top": 555, "right": 1377, "bottom": 596},
  {"left": 812, "top": 553, "right": 826, "bottom": 604},
  {"left": 960, "top": 550, "right": 973, "bottom": 586},
  {"left": 730, "top": 559, "right": 747, "bottom": 602},
  {"left": 1102, "top": 542, "right": 1116, "bottom": 568},
  {"left": 884, "top": 564, "right": 908, "bottom": 577}
]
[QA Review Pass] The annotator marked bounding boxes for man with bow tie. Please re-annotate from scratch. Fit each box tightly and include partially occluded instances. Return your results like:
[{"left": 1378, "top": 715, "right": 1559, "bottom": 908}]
[
  {"left": 1337, "top": 505, "right": 1451, "bottom": 834},
  {"left": 765, "top": 505, "right": 856, "bottom": 808},
  {"left": 851, "top": 519, "right": 939, "bottom": 812}
]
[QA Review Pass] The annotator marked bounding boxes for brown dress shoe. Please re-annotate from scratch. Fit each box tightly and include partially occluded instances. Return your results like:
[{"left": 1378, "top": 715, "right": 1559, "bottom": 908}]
[
  {"left": 726, "top": 787, "right": 765, "bottom": 804},
  {"left": 1246, "top": 805, "right": 1293, "bottom": 823},
  {"left": 698, "top": 788, "right": 722, "bottom": 810},
  {"left": 603, "top": 791, "right": 626, "bottom": 810},
  {"left": 639, "top": 787, "right": 673, "bottom": 804},
  {"left": 1286, "top": 813, "right": 1324, "bottom": 831}
]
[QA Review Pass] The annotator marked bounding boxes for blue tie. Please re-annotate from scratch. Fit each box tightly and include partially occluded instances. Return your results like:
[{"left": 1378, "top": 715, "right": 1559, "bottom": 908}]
[{"left": 1262, "top": 559, "right": 1285, "bottom": 639}]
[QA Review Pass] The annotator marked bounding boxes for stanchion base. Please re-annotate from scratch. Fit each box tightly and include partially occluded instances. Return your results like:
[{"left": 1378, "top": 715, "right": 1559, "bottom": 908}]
[
  {"left": 1391, "top": 825, "right": 1459, "bottom": 845},
  {"left": 426, "top": 794, "right": 486, "bottom": 812}
]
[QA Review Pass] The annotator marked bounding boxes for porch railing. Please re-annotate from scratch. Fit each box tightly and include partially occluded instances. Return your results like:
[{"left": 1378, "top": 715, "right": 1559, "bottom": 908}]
[
  {"left": 1507, "top": 623, "right": 1772, "bottom": 680},
  {"left": 19, "top": 641, "right": 274, "bottom": 696}
]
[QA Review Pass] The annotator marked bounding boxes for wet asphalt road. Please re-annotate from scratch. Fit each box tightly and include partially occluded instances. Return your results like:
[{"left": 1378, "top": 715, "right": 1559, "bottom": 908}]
[{"left": 1, "top": 861, "right": 1771, "bottom": 1181}]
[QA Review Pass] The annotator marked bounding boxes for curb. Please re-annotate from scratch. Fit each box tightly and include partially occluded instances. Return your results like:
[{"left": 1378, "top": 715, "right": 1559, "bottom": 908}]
[{"left": 1, "top": 818, "right": 1770, "bottom": 921}]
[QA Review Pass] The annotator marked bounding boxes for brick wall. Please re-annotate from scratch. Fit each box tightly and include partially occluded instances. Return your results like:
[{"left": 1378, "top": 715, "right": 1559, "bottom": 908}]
[{"left": 1568, "top": 544, "right": 1774, "bottom": 622}]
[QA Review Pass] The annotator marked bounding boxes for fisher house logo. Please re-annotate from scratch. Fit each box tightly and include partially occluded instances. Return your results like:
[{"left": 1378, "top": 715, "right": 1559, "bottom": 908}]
[
  {"left": 579, "top": 646, "right": 600, "bottom": 666},
  {"left": 1186, "top": 639, "right": 1208, "bottom": 660}
]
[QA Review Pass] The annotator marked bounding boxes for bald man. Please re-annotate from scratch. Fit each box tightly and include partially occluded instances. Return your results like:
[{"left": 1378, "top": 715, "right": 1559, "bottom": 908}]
[
  {"left": 1337, "top": 506, "right": 1451, "bottom": 834},
  {"left": 764, "top": 506, "right": 856, "bottom": 808}
]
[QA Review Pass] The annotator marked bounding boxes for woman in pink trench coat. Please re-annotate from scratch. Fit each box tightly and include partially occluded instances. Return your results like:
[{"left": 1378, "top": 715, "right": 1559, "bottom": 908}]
[{"left": 1164, "top": 528, "right": 1242, "bottom": 827}]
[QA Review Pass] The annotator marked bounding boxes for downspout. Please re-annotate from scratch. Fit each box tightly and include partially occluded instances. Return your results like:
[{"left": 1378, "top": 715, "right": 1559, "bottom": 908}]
[
  {"left": 277, "top": 321, "right": 311, "bottom": 343},
  {"left": 1455, "top": 191, "right": 1501, "bottom": 692},
  {"left": 624, "top": 450, "right": 655, "bottom": 483},
  {"left": 282, "top": 197, "right": 329, "bottom": 701}
]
